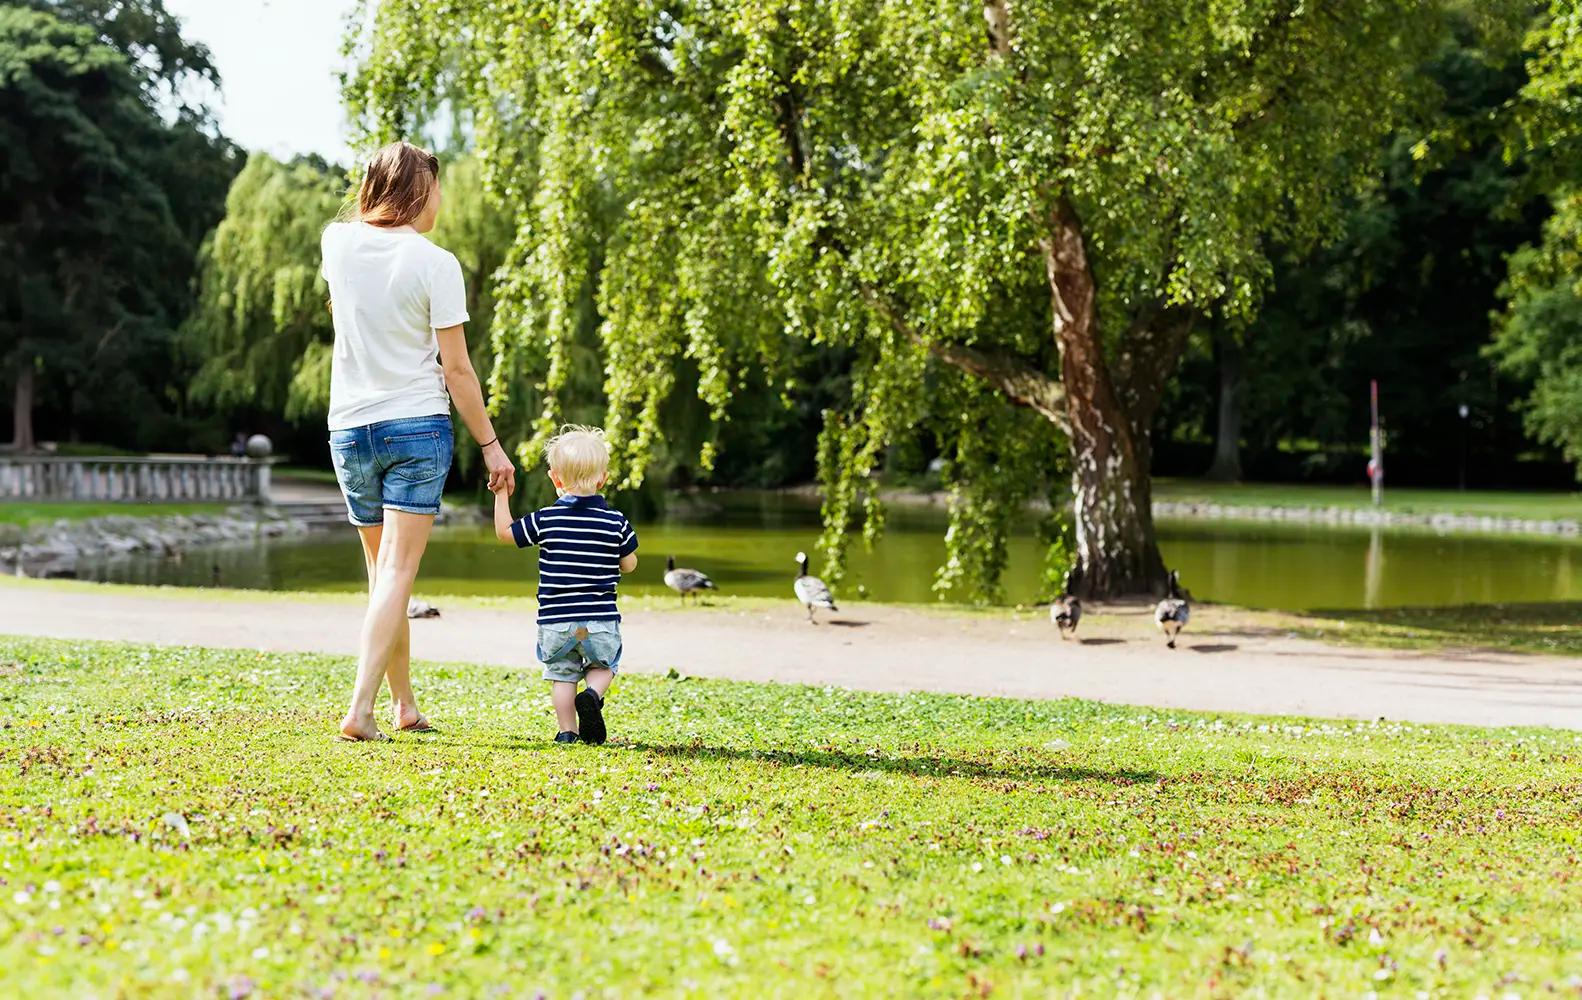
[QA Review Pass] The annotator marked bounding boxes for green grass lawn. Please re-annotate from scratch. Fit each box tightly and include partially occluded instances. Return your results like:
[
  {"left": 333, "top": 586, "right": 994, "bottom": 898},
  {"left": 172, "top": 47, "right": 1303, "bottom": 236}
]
[
  {"left": 0, "top": 501, "right": 225, "bottom": 528},
  {"left": 1295, "top": 602, "right": 1582, "bottom": 658},
  {"left": 1154, "top": 478, "right": 1582, "bottom": 521},
  {"left": 3, "top": 637, "right": 1581, "bottom": 996},
  {"left": 274, "top": 466, "right": 342, "bottom": 486}
]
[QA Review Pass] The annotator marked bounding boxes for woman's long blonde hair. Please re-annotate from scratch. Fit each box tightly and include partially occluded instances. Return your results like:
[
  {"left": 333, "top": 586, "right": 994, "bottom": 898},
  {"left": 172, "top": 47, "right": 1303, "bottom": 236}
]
[{"left": 354, "top": 141, "right": 439, "bottom": 227}]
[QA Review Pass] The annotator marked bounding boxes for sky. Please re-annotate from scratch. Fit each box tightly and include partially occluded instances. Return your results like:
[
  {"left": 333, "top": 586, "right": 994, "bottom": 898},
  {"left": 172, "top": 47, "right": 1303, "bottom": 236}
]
[{"left": 164, "top": 0, "right": 360, "bottom": 164}]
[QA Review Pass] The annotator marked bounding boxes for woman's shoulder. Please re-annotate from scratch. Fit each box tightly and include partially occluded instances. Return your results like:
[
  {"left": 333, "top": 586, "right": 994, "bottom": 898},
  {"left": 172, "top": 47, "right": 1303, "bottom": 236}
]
[
  {"left": 407, "top": 237, "right": 464, "bottom": 277},
  {"left": 412, "top": 235, "right": 460, "bottom": 263},
  {"left": 320, "top": 220, "right": 355, "bottom": 248}
]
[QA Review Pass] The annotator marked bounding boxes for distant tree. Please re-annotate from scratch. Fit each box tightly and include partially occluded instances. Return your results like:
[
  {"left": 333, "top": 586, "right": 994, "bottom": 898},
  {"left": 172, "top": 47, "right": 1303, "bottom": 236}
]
[
  {"left": 1, "top": 1, "right": 236, "bottom": 452},
  {"left": 1490, "top": 0, "right": 1582, "bottom": 479},
  {"left": 182, "top": 154, "right": 345, "bottom": 423},
  {"left": 348, "top": 0, "right": 1453, "bottom": 599},
  {"left": 0, "top": 7, "right": 183, "bottom": 450},
  {"left": 1178, "top": 22, "right": 1547, "bottom": 486}
]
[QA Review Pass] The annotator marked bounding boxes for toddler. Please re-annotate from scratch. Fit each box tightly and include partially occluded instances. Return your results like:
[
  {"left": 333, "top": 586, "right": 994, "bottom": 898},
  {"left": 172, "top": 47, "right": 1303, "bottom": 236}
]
[{"left": 492, "top": 425, "right": 638, "bottom": 744}]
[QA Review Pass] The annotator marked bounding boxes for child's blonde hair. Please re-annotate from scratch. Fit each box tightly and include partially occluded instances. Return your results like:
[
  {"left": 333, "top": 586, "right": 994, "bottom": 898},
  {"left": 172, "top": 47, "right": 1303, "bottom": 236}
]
[{"left": 544, "top": 425, "right": 611, "bottom": 493}]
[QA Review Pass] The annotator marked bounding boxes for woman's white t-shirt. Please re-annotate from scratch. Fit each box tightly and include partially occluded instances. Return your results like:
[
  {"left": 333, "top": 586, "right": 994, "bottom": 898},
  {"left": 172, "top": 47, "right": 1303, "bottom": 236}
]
[{"left": 319, "top": 222, "right": 469, "bottom": 431}]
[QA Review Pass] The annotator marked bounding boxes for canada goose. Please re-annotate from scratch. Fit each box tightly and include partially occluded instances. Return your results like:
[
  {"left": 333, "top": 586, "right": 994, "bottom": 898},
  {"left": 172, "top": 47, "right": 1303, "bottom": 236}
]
[
  {"left": 793, "top": 551, "right": 837, "bottom": 623},
  {"left": 1154, "top": 569, "right": 1190, "bottom": 649},
  {"left": 664, "top": 556, "right": 717, "bottom": 604},
  {"left": 1050, "top": 567, "right": 1082, "bottom": 639}
]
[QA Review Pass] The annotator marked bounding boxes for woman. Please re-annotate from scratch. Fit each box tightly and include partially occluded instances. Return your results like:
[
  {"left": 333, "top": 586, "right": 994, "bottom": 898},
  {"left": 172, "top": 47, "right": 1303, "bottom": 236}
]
[{"left": 321, "top": 141, "right": 515, "bottom": 742}]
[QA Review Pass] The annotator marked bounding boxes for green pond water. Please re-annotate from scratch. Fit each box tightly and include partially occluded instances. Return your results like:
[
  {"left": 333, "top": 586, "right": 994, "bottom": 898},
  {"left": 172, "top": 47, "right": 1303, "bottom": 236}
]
[{"left": 74, "top": 491, "right": 1582, "bottom": 611}]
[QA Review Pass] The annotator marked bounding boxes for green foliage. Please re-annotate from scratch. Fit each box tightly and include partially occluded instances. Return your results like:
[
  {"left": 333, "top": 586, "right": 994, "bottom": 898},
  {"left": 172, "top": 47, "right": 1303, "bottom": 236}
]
[
  {"left": 0, "top": 1, "right": 236, "bottom": 451},
  {"left": 1506, "top": 0, "right": 1582, "bottom": 190},
  {"left": 1489, "top": 2, "right": 1582, "bottom": 480},
  {"left": 0, "top": 8, "right": 184, "bottom": 437},
  {"left": 5, "top": 635, "right": 1582, "bottom": 995},
  {"left": 1162, "top": 22, "right": 1550, "bottom": 483},
  {"left": 26, "top": 0, "right": 220, "bottom": 96},
  {"left": 345, "top": 0, "right": 1456, "bottom": 601},
  {"left": 1492, "top": 189, "right": 1582, "bottom": 474},
  {"left": 181, "top": 154, "right": 346, "bottom": 421},
  {"left": 0, "top": 501, "right": 220, "bottom": 528}
]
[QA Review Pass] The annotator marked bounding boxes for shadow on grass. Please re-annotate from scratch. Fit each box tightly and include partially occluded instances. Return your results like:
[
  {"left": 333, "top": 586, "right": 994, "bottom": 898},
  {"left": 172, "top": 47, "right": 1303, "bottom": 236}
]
[
  {"left": 1077, "top": 637, "right": 1125, "bottom": 646},
  {"left": 614, "top": 742, "right": 1158, "bottom": 785},
  {"left": 1188, "top": 643, "right": 1239, "bottom": 654}
]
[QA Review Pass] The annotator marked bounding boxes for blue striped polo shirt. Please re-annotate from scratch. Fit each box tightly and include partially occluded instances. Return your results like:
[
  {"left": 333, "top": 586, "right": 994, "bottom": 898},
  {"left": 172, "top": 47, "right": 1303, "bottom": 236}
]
[{"left": 510, "top": 493, "right": 638, "bottom": 624}]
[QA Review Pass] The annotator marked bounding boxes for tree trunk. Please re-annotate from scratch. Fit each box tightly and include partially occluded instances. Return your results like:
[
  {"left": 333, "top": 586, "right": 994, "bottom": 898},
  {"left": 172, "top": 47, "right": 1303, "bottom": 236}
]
[
  {"left": 10, "top": 365, "right": 35, "bottom": 453},
  {"left": 1205, "top": 333, "right": 1243, "bottom": 481},
  {"left": 1043, "top": 204, "right": 1168, "bottom": 599}
]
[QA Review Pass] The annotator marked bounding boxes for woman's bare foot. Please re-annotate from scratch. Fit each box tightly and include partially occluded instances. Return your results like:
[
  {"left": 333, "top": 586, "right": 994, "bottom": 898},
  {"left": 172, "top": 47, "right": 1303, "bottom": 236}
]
[
  {"left": 339, "top": 712, "right": 387, "bottom": 742},
  {"left": 393, "top": 702, "right": 433, "bottom": 733}
]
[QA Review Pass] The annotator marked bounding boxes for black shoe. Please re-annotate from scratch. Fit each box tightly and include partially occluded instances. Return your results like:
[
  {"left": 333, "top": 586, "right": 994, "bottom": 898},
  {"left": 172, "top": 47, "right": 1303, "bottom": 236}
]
[
  {"left": 554, "top": 731, "right": 579, "bottom": 744},
  {"left": 575, "top": 689, "right": 606, "bottom": 745}
]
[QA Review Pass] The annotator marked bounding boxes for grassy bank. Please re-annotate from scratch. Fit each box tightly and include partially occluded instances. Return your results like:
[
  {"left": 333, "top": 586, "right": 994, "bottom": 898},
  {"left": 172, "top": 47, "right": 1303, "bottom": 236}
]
[
  {"left": 1154, "top": 478, "right": 1582, "bottom": 521},
  {"left": 1295, "top": 602, "right": 1582, "bottom": 657},
  {"left": 0, "top": 501, "right": 224, "bottom": 528},
  {"left": 2, "top": 636, "right": 1581, "bottom": 996}
]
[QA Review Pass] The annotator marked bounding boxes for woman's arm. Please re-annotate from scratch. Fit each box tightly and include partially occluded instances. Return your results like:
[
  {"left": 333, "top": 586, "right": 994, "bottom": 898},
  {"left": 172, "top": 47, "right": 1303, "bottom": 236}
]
[{"left": 436, "top": 325, "right": 515, "bottom": 495}]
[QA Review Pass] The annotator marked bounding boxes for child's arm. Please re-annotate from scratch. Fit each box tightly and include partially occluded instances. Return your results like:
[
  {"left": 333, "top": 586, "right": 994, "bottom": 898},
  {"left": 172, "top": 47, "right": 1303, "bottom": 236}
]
[
  {"left": 492, "top": 487, "right": 516, "bottom": 544},
  {"left": 619, "top": 517, "right": 638, "bottom": 573}
]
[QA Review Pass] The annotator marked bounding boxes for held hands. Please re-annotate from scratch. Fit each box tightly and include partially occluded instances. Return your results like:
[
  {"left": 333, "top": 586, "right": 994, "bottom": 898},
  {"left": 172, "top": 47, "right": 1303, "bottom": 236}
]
[{"left": 482, "top": 439, "right": 515, "bottom": 496}]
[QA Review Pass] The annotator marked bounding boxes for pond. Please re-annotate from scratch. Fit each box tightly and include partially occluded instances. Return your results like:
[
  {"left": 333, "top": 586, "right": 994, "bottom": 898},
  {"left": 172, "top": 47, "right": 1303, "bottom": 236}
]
[{"left": 72, "top": 491, "right": 1582, "bottom": 611}]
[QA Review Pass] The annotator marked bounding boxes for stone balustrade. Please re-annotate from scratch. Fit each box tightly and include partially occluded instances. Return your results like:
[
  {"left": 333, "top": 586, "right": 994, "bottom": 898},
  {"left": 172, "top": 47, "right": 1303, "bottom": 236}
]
[{"left": 0, "top": 455, "right": 274, "bottom": 504}]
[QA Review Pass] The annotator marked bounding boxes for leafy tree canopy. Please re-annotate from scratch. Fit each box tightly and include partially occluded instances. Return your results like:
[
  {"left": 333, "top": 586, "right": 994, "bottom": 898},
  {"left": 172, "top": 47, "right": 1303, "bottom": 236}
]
[
  {"left": 1, "top": 1, "right": 236, "bottom": 452},
  {"left": 347, "top": 0, "right": 1467, "bottom": 599},
  {"left": 0, "top": 6, "right": 191, "bottom": 446},
  {"left": 182, "top": 153, "right": 346, "bottom": 423},
  {"left": 1490, "top": 0, "right": 1582, "bottom": 479}
]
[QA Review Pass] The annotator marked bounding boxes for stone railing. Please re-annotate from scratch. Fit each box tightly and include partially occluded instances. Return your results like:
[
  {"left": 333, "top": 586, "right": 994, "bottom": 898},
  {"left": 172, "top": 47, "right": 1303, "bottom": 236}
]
[{"left": 0, "top": 455, "right": 274, "bottom": 504}]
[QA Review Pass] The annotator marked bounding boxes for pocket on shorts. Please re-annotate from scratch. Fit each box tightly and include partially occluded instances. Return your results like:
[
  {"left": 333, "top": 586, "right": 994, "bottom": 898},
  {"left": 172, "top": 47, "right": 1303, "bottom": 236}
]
[
  {"left": 381, "top": 430, "right": 443, "bottom": 485},
  {"left": 579, "top": 622, "right": 622, "bottom": 667},
  {"left": 536, "top": 623, "right": 579, "bottom": 663},
  {"left": 328, "top": 436, "right": 365, "bottom": 494}
]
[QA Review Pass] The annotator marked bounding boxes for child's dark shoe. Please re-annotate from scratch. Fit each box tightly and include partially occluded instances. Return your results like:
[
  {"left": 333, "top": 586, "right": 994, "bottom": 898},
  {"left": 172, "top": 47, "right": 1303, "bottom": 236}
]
[
  {"left": 554, "top": 731, "right": 579, "bottom": 744},
  {"left": 575, "top": 689, "right": 606, "bottom": 745}
]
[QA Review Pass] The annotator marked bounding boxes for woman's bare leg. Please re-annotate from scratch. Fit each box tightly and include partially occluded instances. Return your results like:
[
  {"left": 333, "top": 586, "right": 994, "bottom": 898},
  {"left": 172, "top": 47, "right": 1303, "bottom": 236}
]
[
  {"left": 340, "top": 511, "right": 434, "bottom": 740},
  {"left": 353, "top": 525, "right": 425, "bottom": 732}
]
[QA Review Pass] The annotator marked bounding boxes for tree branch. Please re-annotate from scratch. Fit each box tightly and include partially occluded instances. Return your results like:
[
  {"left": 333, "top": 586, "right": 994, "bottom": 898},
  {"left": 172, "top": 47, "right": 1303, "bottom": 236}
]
[{"left": 860, "top": 288, "right": 1069, "bottom": 431}]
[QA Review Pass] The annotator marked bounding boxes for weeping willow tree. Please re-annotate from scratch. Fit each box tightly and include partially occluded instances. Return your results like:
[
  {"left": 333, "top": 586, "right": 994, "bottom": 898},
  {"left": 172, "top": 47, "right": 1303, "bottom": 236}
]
[{"left": 345, "top": 0, "right": 1449, "bottom": 599}]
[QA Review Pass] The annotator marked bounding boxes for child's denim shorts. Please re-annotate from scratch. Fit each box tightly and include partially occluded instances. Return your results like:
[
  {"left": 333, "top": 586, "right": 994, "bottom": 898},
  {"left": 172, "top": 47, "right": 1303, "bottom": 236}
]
[
  {"left": 537, "top": 620, "right": 622, "bottom": 683},
  {"left": 328, "top": 414, "right": 453, "bottom": 526}
]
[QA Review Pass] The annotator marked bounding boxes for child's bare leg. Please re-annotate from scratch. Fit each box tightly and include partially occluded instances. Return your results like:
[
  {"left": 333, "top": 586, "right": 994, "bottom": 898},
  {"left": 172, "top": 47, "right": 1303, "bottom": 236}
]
[
  {"left": 551, "top": 681, "right": 578, "bottom": 733},
  {"left": 585, "top": 667, "right": 614, "bottom": 699}
]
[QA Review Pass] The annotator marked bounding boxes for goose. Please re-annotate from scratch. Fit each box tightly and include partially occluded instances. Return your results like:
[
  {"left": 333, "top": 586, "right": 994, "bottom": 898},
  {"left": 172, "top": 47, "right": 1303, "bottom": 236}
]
[
  {"left": 406, "top": 598, "right": 441, "bottom": 619},
  {"left": 1154, "top": 569, "right": 1189, "bottom": 649},
  {"left": 664, "top": 555, "right": 717, "bottom": 604},
  {"left": 1049, "top": 567, "right": 1082, "bottom": 639},
  {"left": 793, "top": 551, "right": 837, "bottom": 623}
]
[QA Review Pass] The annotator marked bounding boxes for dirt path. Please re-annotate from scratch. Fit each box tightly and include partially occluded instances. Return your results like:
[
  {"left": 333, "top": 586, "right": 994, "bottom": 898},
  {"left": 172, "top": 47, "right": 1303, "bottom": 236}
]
[{"left": 4, "top": 582, "right": 1581, "bottom": 729}]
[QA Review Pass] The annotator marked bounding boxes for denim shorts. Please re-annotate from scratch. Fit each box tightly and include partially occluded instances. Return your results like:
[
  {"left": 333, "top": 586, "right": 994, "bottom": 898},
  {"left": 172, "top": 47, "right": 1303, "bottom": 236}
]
[
  {"left": 537, "top": 620, "right": 622, "bottom": 683},
  {"left": 328, "top": 414, "right": 453, "bottom": 526}
]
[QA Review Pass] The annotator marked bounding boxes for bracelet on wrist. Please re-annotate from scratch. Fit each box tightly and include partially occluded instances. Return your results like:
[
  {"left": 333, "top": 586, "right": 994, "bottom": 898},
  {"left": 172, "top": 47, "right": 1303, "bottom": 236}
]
[{"left": 479, "top": 436, "right": 498, "bottom": 450}]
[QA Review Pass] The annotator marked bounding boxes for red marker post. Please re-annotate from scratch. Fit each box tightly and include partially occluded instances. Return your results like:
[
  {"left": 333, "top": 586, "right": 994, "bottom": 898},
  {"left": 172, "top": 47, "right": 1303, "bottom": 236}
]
[{"left": 1368, "top": 379, "right": 1383, "bottom": 506}]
